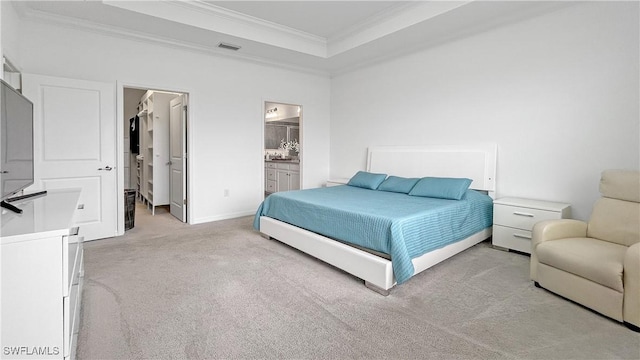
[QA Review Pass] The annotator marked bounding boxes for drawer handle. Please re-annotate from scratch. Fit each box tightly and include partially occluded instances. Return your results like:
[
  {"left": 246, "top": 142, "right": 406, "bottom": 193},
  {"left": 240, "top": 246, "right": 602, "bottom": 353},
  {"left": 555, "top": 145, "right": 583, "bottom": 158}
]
[
  {"left": 513, "top": 211, "right": 534, "bottom": 217},
  {"left": 513, "top": 233, "right": 532, "bottom": 240}
]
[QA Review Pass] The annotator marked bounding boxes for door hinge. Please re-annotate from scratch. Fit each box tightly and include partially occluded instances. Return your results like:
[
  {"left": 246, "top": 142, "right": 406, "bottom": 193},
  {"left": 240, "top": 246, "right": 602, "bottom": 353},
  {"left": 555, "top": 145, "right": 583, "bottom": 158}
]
[
  {"left": 183, "top": 105, "right": 188, "bottom": 111},
  {"left": 183, "top": 199, "right": 187, "bottom": 205}
]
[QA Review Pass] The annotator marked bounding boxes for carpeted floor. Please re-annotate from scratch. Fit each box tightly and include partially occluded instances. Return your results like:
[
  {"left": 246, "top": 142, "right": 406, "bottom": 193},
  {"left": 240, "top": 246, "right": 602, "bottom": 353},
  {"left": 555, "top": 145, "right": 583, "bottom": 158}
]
[{"left": 77, "top": 202, "right": 640, "bottom": 360}]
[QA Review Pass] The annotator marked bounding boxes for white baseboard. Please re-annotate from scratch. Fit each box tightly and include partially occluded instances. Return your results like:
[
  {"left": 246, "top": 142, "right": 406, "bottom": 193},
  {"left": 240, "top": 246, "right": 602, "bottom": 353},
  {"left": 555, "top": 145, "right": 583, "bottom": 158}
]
[{"left": 191, "top": 210, "right": 256, "bottom": 225}]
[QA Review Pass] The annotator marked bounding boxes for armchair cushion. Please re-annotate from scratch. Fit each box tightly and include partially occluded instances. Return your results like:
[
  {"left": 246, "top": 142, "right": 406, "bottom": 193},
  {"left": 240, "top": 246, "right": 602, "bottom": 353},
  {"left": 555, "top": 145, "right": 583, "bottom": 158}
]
[
  {"left": 537, "top": 238, "right": 626, "bottom": 292},
  {"left": 588, "top": 197, "right": 640, "bottom": 247},
  {"left": 600, "top": 169, "right": 640, "bottom": 202}
]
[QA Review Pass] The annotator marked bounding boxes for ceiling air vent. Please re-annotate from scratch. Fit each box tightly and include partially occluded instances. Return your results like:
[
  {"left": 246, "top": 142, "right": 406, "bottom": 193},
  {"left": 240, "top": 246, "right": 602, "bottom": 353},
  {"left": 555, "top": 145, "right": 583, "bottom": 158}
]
[{"left": 217, "top": 42, "right": 241, "bottom": 51}]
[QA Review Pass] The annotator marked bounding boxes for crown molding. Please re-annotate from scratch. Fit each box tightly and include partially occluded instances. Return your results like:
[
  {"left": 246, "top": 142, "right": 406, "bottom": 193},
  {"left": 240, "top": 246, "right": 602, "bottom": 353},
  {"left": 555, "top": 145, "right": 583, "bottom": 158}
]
[
  {"left": 328, "top": 1, "right": 471, "bottom": 57},
  {"left": 185, "top": 1, "right": 326, "bottom": 44},
  {"left": 328, "top": 2, "right": 420, "bottom": 44},
  {"left": 18, "top": 5, "right": 331, "bottom": 78},
  {"left": 103, "top": 0, "right": 328, "bottom": 58}
]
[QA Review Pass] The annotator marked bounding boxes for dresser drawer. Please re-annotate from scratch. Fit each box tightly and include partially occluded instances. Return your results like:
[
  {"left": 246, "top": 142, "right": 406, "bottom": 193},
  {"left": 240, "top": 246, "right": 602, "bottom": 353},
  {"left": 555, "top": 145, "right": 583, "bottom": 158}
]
[
  {"left": 275, "top": 162, "right": 290, "bottom": 170},
  {"left": 63, "top": 282, "right": 80, "bottom": 358},
  {"left": 266, "top": 169, "right": 276, "bottom": 181},
  {"left": 265, "top": 162, "right": 277, "bottom": 169},
  {"left": 266, "top": 180, "right": 276, "bottom": 193},
  {"left": 494, "top": 205, "right": 562, "bottom": 230},
  {"left": 493, "top": 225, "right": 533, "bottom": 254}
]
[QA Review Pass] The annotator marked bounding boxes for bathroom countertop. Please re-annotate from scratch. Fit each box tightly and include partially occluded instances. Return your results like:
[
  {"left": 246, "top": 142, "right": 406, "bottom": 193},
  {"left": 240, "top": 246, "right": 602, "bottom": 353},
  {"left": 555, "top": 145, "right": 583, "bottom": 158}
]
[{"left": 265, "top": 159, "right": 299, "bottom": 164}]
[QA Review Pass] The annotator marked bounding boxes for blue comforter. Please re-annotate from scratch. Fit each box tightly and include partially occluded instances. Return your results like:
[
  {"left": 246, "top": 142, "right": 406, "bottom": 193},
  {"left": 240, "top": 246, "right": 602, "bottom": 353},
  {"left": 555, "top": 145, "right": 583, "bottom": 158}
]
[{"left": 253, "top": 185, "right": 493, "bottom": 284}]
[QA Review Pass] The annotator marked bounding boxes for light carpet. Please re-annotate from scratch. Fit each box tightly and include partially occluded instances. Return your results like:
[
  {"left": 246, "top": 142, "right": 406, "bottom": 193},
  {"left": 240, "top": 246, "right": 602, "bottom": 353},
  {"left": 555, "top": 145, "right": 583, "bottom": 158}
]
[{"left": 77, "top": 203, "right": 640, "bottom": 359}]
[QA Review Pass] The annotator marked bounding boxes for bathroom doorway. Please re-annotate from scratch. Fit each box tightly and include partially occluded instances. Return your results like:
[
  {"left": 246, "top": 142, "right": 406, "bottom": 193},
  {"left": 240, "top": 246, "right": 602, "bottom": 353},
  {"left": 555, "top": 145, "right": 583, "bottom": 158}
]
[{"left": 264, "top": 101, "right": 302, "bottom": 196}]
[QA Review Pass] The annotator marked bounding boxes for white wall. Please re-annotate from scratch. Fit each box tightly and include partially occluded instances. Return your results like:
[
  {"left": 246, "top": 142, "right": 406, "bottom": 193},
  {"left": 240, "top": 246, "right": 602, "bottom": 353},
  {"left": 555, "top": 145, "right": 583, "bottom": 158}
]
[
  {"left": 330, "top": 2, "right": 639, "bottom": 220},
  {"left": 5, "top": 2, "right": 638, "bottom": 224},
  {"left": 14, "top": 16, "right": 331, "bottom": 224},
  {"left": 0, "top": 2, "right": 3, "bottom": 76},
  {"left": 1, "top": 1, "right": 21, "bottom": 73}
]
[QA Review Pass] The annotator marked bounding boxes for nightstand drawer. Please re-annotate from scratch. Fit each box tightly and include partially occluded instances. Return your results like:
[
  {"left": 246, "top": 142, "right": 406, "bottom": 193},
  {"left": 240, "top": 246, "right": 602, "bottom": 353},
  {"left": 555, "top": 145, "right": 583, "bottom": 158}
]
[
  {"left": 494, "top": 205, "right": 561, "bottom": 230},
  {"left": 493, "top": 225, "right": 533, "bottom": 253}
]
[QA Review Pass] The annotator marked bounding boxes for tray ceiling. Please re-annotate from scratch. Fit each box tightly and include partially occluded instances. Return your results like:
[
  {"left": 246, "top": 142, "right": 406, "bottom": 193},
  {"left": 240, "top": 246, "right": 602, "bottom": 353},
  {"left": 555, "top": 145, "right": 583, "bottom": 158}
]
[{"left": 14, "top": 1, "right": 573, "bottom": 76}]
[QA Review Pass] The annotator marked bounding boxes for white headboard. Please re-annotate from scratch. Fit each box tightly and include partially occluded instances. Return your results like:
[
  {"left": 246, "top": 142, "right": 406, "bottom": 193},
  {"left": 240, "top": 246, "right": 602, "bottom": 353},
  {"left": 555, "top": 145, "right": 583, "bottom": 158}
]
[{"left": 366, "top": 144, "right": 497, "bottom": 193}]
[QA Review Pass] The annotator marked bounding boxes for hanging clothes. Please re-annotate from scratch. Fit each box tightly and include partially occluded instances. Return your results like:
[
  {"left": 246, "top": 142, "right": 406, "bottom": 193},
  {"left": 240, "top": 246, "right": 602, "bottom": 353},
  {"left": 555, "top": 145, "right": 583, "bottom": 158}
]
[{"left": 129, "top": 115, "right": 139, "bottom": 154}]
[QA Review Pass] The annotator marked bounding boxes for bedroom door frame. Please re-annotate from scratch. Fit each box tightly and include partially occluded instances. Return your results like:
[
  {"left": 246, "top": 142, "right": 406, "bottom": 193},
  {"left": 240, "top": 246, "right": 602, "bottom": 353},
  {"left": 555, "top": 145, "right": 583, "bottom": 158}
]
[{"left": 116, "top": 81, "right": 193, "bottom": 233}]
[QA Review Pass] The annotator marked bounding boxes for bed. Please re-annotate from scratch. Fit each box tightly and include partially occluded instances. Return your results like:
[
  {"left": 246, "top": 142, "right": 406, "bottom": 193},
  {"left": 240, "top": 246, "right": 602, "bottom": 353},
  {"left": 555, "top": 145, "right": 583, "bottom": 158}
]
[{"left": 255, "top": 144, "right": 497, "bottom": 294}]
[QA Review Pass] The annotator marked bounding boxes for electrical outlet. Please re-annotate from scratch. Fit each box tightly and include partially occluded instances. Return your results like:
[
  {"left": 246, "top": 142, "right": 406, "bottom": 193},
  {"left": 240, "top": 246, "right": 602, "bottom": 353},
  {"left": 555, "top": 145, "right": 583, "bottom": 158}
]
[{"left": 224, "top": 189, "right": 230, "bottom": 197}]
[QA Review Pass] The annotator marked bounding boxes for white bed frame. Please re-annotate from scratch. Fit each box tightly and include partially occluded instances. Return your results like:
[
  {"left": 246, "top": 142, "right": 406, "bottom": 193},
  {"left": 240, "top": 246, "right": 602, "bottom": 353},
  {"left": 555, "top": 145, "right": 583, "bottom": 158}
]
[{"left": 259, "top": 143, "right": 497, "bottom": 294}]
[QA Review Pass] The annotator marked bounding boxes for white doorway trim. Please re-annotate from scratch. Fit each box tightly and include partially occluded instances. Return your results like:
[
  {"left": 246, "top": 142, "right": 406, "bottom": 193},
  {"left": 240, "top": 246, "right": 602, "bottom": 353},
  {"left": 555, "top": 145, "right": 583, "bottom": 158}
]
[{"left": 116, "top": 81, "right": 194, "bottom": 235}]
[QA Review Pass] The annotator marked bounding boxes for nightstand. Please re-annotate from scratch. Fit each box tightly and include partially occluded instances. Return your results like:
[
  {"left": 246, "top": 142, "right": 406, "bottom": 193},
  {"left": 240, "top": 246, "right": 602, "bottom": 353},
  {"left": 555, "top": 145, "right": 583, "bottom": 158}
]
[{"left": 492, "top": 197, "right": 571, "bottom": 254}]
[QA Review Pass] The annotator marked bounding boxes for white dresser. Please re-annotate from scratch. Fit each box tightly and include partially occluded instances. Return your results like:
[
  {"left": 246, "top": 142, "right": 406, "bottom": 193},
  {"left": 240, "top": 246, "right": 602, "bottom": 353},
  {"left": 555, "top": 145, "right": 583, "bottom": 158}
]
[
  {"left": 1, "top": 189, "right": 83, "bottom": 360},
  {"left": 493, "top": 197, "right": 571, "bottom": 254}
]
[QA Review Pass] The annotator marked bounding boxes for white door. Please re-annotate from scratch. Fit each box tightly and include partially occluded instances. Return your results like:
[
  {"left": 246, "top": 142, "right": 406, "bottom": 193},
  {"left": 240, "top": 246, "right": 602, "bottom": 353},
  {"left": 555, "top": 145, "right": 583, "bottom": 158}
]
[
  {"left": 169, "top": 95, "right": 186, "bottom": 221},
  {"left": 22, "top": 74, "right": 117, "bottom": 240}
]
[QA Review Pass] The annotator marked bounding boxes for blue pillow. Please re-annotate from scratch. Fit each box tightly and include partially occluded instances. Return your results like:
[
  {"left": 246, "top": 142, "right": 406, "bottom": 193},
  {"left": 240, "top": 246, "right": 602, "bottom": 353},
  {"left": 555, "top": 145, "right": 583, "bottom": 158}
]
[
  {"left": 408, "top": 177, "right": 472, "bottom": 200},
  {"left": 377, "top": 176, "right": 420, "bottom": 194},
  {"left": 347, "top": 171, "right": 387, "bottom": 190}
]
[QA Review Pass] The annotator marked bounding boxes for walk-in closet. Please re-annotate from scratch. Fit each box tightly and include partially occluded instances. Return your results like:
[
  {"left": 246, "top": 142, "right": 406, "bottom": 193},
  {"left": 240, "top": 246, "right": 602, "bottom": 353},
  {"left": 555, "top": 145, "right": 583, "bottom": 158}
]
[{"left": 124, "top": 87, "right": 189, "bottom": 223}]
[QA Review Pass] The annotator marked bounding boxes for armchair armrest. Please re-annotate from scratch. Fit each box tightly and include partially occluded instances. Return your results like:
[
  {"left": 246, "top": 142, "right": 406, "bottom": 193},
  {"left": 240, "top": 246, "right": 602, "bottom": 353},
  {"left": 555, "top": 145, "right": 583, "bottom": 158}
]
[
  {"left": 530, "top": 219, "right": 587, "bottom": 281},
  {"left": 532, "top": 219, "right": 588, "bottom": 246},
  {"left": 624, "top": 242, "right": 640, "bottom": 328}
]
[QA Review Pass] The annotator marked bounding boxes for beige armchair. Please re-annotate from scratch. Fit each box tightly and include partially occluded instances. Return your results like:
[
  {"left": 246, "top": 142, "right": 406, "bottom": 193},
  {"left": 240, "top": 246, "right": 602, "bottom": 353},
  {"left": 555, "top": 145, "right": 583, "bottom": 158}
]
[{"left": 531, "top": 169, "right": 640, "bottom": 331}]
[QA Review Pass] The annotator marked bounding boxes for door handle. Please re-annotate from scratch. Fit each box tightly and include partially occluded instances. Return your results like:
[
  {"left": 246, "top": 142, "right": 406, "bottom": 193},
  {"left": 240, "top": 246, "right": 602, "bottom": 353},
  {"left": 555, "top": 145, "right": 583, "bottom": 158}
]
[{"left": 98, "top": 166, "right": 113, "bottom": 171}]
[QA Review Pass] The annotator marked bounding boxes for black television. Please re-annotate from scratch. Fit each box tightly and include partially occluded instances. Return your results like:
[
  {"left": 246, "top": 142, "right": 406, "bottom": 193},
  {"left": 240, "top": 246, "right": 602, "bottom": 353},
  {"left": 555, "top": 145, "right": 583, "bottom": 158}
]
[{"left": 0, "top": 78, "right": 34, "bottom": 210}]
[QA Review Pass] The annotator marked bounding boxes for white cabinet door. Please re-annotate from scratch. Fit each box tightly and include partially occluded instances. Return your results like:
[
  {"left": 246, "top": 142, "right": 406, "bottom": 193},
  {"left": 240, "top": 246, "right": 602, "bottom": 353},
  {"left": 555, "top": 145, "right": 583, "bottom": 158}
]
[
  {"left": 1, "top": 235, "right": 64, "bottom": 354},
  {"left": 22, "top": 74, "right": 116, "bottom": 241},
  {"left": 169, "top": 95, "right": 186, "bottom": 222},
  {"left": 290, "top": 172, "right": 300, "bottom": 190},
  {"left": 277, "top": 169, "right": 290, "bottom": 192}
]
